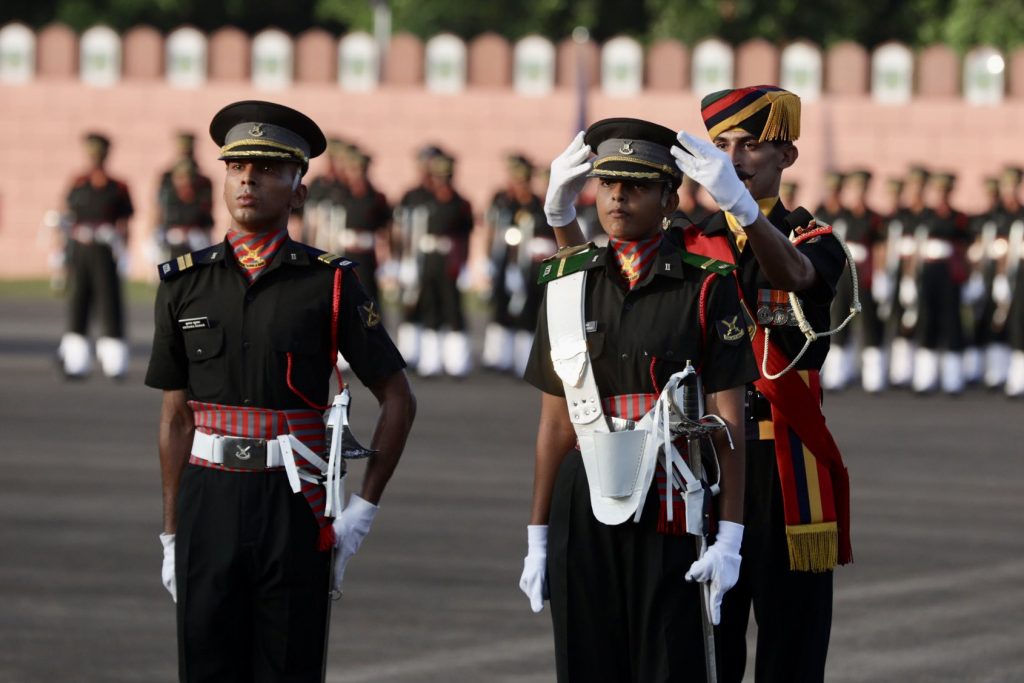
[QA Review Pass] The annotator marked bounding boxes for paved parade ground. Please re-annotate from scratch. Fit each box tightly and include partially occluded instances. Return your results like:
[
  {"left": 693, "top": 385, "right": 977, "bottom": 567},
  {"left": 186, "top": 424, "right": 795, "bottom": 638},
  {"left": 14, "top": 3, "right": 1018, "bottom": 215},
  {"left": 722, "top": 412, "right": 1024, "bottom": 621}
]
[{"left": 1, "top": 290, "right": 1022, "bottom": 683}]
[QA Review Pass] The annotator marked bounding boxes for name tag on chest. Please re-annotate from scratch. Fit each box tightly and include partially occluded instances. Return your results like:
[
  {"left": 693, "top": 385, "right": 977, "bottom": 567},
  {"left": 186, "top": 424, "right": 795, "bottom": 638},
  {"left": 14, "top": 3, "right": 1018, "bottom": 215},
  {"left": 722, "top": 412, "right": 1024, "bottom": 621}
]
[{"left": 179, "top": 316, "right": 211, "bottom": 331}]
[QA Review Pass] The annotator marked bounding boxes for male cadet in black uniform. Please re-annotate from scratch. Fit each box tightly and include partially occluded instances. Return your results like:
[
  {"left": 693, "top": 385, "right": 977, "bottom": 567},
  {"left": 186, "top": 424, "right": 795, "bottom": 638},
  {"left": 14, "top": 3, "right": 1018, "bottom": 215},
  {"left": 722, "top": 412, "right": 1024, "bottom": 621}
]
[
  {"left": 482, "top": 153, "right": 551, "bottom": 375},
  {"left": 393, "top": 144, "right": 443, "bottom": 367},
  {"left": 303, "top": 137, "right": 351, "bottom": 249},
  {"left": 520, "top": 118, "right": 755, "bottom": 682},
  {"left": 908, "top": 172, "right": 971, "bottom": 394},
  {"left": 338, "top": 145, "right": 391, "bottom": 301},
  {"left": 406, "top": 152, "right": 475, "bottom": 377},
  {"left": 962, "top": 175, "right": 1001, "bottom": 385},
  {"left": 821, "top": 170, "right": 887, "bottom": 392},
  {"left": 155, "top": 157, "right": 215, "bottom": 260},
  {"left": 997, "top": 166, "right": 1024, "bottom": 397},
  {"left": 58, "top": 132, "right": 134, "bottom": 379},
  {"left": 145, "top": 101, "right": 415, "bottom": 683},
  {"left": 671, "top": 86, "right": 850, "bottom": 683},
  {"left": 891, "top": 165, "right": 931, "bottom": 388}
]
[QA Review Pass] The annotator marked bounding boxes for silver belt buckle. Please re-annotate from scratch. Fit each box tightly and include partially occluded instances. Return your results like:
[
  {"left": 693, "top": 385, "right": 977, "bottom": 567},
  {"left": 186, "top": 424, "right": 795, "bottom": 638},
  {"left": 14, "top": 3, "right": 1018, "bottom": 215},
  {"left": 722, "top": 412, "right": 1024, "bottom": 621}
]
[{"left": 221, "top": 437, "right": 267, "bottom": 469}]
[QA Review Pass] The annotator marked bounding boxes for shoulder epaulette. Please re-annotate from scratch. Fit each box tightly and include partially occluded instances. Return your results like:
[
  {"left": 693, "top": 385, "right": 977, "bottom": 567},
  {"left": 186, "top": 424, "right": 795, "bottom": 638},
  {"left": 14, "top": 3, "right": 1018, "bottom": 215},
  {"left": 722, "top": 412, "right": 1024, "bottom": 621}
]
[
  {"left": 537, "top": 242, "right": 603, "bottom": 284},
  {"left": 301, "top": 244, "right": 358, "bottom": 269},
  {"left": 157, "top": 244, "right": 223, "bottom": 281},
  {"left": 679, "top": 250, "right": 737, "bottom": 275}
]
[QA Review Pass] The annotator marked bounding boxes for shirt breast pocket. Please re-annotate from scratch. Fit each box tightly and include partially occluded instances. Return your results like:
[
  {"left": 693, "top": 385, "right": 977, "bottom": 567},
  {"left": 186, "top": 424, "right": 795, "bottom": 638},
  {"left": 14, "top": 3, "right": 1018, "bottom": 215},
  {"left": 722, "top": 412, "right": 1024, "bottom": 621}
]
[
  {"left": 650, "top": 345, "right": 700, "bottom": 389},
  {"left": 272, "top": 331, "right": 329, "bottom": 405},
  {"left": 184, "top": 328, "right": 225, "bottom": 399}
]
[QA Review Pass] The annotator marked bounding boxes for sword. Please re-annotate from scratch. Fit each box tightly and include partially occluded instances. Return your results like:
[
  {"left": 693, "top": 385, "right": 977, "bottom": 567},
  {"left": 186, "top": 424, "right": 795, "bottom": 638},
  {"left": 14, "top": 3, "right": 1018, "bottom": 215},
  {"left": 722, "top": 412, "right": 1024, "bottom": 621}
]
[{"left": 680, "top": 361, "right": 718, "bottom": 683}]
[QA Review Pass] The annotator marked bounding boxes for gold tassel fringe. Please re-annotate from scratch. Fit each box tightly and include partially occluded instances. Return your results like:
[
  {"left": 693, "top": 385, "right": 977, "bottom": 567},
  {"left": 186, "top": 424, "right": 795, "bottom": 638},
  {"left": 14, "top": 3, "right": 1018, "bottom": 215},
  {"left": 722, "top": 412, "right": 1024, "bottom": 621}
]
[
  {"left": 785, "top": 522, "right": 837, "bottom": 572},
  {"left": 760, "top": 91, "right": 801, "bottom": 143}
]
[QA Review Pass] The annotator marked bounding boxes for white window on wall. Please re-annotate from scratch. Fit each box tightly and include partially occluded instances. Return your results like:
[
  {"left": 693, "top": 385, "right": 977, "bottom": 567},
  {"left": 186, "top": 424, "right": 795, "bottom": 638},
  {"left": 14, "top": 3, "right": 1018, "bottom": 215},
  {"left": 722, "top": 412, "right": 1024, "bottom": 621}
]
[
  {"left": 513, "top": 35, "right": 555, "bottom": 96},
  {"left": 871, "top": 42, "right": 913, "bottom": 105},
  {"left": 339, "top": 32, "right": 379, "bottom": 92},
  {"left": 692, "top": 38, "right": 734, "bottom": 97},
  {"left": 0, "top": 23, "right": 34, "bottom": 84},
  {"left": 425, "top": 33, "right": 466, "bottom": 94},
  {"left": 963, "top": 46, "right": 1005, "bottom": 106},
  {"left": 601, "top": 36, "right": 643, "bottom": 98},
  {"left": 80, "top": 25, "right": 121, "bottom": 87},
  {"left": 780, "top": 41, "right": 822, "bottom": 102},
  {"left": 166, "top": 27, "right": 207, "bottom": 88},
  {"left": 252, "top": 29, "right": 293, "bottom": 89}
]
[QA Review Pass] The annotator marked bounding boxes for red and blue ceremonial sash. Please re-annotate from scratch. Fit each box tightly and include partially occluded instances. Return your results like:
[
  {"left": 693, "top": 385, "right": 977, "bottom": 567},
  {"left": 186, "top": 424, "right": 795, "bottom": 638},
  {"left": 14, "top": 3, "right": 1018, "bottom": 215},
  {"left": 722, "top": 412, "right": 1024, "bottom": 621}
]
[
  {"left": 188, "top": 401, "right": 337, "bottom": 551},
  {"left": 684, "top": 224, "right": 852, "bottom": 571}
]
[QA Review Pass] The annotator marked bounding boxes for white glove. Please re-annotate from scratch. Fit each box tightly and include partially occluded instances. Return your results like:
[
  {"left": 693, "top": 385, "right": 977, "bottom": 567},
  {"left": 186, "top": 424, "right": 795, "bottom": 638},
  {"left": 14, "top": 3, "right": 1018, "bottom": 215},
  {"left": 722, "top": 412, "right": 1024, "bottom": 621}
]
[
  {"left": 898, "top": 276, "right": 918, "bottom": 307},
  {"left": 871, "top": 271, "right": 891, "bottom": 304},
  {"left": 671, "top": 131, "right": 760, "bottom": 226},
  {"left": 544, "top": 132, "right": 592, "bottom": 227},
  {"left": 685, "top": 520, "right": 743, "bottom": 626},
  {"left": 962, "top": 273, "right": 985, "bottom": 305},
  {"left": 159, "top": 532, "right": 176, "bottom": 603},
  {"left": 518, "top": 525, "right": 549, "bottom": 613},
  {"left": 331, "top": 494, "right": 379, "bottom": 597},
  {"left": 993, "top": 273, "right": 1011, "bottom": 305}
]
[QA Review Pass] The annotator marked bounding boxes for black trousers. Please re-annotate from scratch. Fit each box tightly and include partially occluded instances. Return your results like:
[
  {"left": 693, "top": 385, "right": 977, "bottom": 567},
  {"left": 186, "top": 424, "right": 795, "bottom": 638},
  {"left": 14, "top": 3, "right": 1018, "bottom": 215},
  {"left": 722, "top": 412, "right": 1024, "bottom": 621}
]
[
  {"left": 915, "top": 262, "right": 965, "bottom": 351},
  {"left": 175, "top": 465, "right": 331, "bottom": 683},
  {"left": 413, "top": 254, "right": 465, "bottom": 331},
  {"left": 66, "top": 241, "right": 124, "bottom": 338},
  {"left": 548, "top": 451, "right": 705, "bottom": 683},
  {"left": 716, "top": 439, "right": 833, "bottom": 683}
]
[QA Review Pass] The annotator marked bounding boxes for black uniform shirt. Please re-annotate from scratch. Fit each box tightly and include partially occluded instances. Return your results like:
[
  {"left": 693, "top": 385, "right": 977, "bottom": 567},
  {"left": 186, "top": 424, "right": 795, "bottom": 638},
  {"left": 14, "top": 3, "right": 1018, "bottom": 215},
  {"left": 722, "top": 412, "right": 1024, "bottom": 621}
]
[
  {"left": 159, "top": 175, "right": 214, "bottom": 228},
  {"left": 916, "top": 207, "right": 972, "bottom": 242},
  {"left": 343, "top": 184, "right": 391, "bottom": 233},
  {"left": 691, "top": 202, "right": 846, "bottom": 371},
  {"left": 66, "top": 176, "right": 134, "bottom": 224},
  {"left": 145, "top": 239, "right": 405, "bottom": 409},
  {"left": 426, "top": 192, "right": 474, "bottom": 237},
  {"left": 524, "top": 229, "right": 759, "bottom": 398},
  {"left": 842, "top": 207, "right": 885, "bottom": 245}
]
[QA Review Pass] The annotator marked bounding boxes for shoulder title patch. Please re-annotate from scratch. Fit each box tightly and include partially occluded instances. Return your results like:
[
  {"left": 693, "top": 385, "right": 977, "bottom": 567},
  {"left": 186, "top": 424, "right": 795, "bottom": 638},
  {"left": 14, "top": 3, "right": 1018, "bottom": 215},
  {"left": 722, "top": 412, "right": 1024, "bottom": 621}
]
[
  {"left": 715, "top": 315, "right": 747, "bottom": 345},
  {"left": 359, "top": 300, "right": 382, "bottom": 328},
  {"left": 537, "top": 243, "right": 603, "bottom": 285},
  {"left": 157, "top": 245, "right": 221, "bottom": 281},
  {"left": 679, "top": 251, "right": 736, "bottom": 275}
]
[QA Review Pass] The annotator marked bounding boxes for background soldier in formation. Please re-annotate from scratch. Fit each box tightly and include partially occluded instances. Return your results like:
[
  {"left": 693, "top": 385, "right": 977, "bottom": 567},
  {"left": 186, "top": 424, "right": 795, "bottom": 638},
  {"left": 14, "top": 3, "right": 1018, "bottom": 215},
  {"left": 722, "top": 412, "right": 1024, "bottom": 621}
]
[
  {"left": 336, "top": 146, "right": 392, "bottom": 301},
  {"left": 403, "top": 152, "right": 474, "bottom": 377},
  {"left": 889, "top": 165, "right": 930, "bottom": 388},
  {"left": 57, "top": 132, "right": 134, "bottom": 380},
  {"left": 146, "top": 100, "right": 415, "bottom": 682},
  {"left": 482, "top": 153, "right": 550, "bottom": 376},
  {"left": 819, "top": 170, "right": 887, "bottom": 392},
  {"left": 154, "top": 132, "right": 214, "bottom": 261},
  {"left": 303, "top": 137, "right": 351, "bottom": 248},
  {"left": 906, "top": 172, "right": 972, "bottom": 394}
]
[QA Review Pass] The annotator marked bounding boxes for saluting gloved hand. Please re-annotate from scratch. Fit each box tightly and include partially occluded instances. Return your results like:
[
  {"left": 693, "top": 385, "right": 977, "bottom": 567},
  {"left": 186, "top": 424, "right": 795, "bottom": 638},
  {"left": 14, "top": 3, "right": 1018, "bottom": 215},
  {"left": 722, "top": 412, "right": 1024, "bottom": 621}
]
[
  {"left": 518, "top": 525, "right": 549, "bottom": 613},
  {"left": 544, "top": 132, "right": 593, "bottom": 227},
  {"left": 898, "top": 276, "right": 918, "bottom": 307},
  {"left": 159, "top": 532, "right": 176, "bottom": 603},
  {"left": 685, "top": 520, "right": 743, "bottom": 626},
  {"left": 671, "top": 131, "right": 760, "bottom": 227},
  {"left": 331, "top": 494, "right": 379, "bottom": 597}
]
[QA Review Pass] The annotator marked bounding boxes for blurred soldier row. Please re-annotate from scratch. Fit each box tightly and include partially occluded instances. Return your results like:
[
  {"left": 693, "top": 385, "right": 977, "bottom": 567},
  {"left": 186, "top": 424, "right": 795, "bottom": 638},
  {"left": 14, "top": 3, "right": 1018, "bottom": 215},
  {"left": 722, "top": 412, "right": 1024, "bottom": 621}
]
[
  {"left": 49, "top": 132, "right": 1024, "bottom": 398},
  {"left": 808, "top": 165, "right": 1024, "bottom": 398}
]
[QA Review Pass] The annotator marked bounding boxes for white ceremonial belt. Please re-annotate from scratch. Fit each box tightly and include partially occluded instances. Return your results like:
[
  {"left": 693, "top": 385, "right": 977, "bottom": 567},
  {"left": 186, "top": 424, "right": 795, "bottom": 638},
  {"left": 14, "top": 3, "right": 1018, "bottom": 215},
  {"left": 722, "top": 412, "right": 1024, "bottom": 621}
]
[
  {"left": 191, "top": 431, "right": 326, "bottom": 493},
  {"left": 923, "top": 239, "right": 954, "bottom": 260},
  {"left": 898, "top": 235, "right": 918, "bottom": 256},
  {"left": 192, "top": 430, "right": 283, "bottom": 467},
  {"left": 419, "top": 234, "right": 453, "bottom": 254},
  {"left": 340, "top": 231, "right": 376, "bottom": 251},
  {"left": 847, "top": 242, "right": 868, "bottom": 264},
  {"left": 71, "top": 222, "right": 117, "bottom": 245},
  {"left": 988, "top": 237, "right": 1009, "bottom": 259}
]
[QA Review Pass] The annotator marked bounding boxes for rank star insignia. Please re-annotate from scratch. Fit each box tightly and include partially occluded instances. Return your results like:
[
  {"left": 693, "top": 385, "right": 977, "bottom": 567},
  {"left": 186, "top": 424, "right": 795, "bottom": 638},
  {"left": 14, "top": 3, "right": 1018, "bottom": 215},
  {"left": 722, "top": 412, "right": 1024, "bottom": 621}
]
[
  {"left": 716, "top": 316, "right": 746, "bottom": 344},
  {"left": 360, "top": 301, "right": 382, "bottom": 328},
  {"left": 249, "top": 123, "right": 265, "bottom": 137},
  {"left": 618, "top": 141, "right": 635, "bottom": 155}
]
